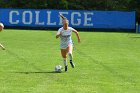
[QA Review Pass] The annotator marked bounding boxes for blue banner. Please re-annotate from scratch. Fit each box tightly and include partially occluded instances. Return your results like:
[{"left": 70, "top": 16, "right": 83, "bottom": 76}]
[
  {"left": 0, "top": 9, "right": 136, "bottom": 29},
  {"left": 139, "top": 25, "right": 140, "bottom": 33}
]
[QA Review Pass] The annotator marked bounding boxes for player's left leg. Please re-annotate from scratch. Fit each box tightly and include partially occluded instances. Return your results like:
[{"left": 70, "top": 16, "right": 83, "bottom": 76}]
[{"left": 67, "top": 44, "right": 75, "bottom": 68}]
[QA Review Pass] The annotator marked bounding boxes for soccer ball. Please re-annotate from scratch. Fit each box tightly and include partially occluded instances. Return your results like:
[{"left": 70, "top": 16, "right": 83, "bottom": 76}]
[
  {"left": 55, "top": 65, "right": 62, "bottom": 73},
  {"left": 0, "top": 23, "right": 4, "bottom": 32}
]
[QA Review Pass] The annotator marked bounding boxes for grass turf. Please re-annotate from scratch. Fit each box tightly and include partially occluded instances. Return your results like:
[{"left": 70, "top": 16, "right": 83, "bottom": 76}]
[{"left": 0, "top": 29, "right": 140, "bottom": 93}]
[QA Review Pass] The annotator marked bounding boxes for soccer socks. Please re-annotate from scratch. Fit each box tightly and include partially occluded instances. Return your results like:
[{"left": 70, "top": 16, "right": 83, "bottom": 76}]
[
  {"left": 70, "top": 60, "right": 75, "bottom": 68},
  {"left": 63, "top": 58, "right": 68, "bottom": 72},
  {"left": 68, "top": 52, "right": 73, "bottom": 61},
  {"left": 68, "top": 53, "right": 75, "bottom": 68},
  {"left": 63, "top": 58, "right": 68, "bottom": 66},
  {"left": 63, "top": 53, "right": 75, "bottom": 72},
  {"left": 65, "top": 66, "right": 67, "bottom": 72}
]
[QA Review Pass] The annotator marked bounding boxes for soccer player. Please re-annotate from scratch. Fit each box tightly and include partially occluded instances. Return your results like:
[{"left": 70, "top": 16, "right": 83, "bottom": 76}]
[
  {"left": 56, "top": 14, "right": 80, "bottom": 72},
  {"left": 0, "top": 23, "right": 5, "bottom": 50}
]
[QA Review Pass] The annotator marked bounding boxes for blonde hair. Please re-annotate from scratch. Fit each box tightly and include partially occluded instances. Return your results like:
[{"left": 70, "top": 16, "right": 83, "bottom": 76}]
[
  {"left": 62, "top": 19, "right": 69, "bottom": 24},
  {"left": 59, "top": 13, "right": 69, "bottom": 25}
]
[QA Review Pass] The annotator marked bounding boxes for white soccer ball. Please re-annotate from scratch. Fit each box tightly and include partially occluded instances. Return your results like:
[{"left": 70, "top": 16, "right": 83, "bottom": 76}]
[{"left": 55, "top": 65, "right": 62, "bottom": 73}]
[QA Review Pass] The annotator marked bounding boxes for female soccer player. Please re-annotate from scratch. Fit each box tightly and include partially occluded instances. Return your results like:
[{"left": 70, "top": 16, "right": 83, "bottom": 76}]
[{"left": 56, "top": 14, "right": 80, "bottom": 72}]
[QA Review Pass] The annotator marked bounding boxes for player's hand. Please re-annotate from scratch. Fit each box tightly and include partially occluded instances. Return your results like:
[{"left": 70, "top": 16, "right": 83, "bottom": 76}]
[{"left": 56, "top": 32, "right": 62, "bottom": 38}]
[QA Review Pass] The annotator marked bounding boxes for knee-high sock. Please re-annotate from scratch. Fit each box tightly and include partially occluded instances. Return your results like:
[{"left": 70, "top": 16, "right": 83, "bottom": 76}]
[
  {"left": 68, "top": 52, "right": 73, "bottom": 61},
  {"left": 63, "top": 58, "right": 67, "bottom": 66}
]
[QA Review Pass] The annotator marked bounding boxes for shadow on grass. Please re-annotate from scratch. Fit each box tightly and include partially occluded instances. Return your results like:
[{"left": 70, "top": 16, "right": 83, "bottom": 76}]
[
  {"left": 13, "top": 71, "right": 63, "bottom": 74},
  {"left": 6, "top": 50, "right": 64, "bottom": 74},
  {"left": 130, "top": 36, "right": 140, "bottom": 38}
]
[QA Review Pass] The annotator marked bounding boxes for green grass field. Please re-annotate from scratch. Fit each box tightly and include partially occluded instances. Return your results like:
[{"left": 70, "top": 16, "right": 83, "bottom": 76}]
[{"left": 0, "top": 29, "right": 140, "bottom": 93}]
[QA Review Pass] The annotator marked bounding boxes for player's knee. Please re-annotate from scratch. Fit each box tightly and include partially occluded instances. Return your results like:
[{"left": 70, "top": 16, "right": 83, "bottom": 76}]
[
  {"left": 62, "top": 55, "right": 67, "bottom": 58},
  {"left": 68, "top": 52, "right": 72, "bottom": 56}
]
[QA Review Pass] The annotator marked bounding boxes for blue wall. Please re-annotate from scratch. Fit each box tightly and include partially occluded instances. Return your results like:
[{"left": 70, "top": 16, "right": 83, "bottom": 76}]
[{"left": 0, "top": 9, "right": 136, "bottom": 29}]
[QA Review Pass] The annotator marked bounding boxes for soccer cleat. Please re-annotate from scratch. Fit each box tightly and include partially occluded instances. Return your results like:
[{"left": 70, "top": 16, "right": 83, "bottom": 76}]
[
  {"left": 70, "top": 60, "right": 75, "bottom": 68},
  {"left": 65, "top": 66, "right": 68, "bottom": 72}
]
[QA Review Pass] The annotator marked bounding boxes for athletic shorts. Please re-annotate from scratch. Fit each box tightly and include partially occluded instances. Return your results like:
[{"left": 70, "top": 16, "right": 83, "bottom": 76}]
[{"left": 60, "top": 42, "right": 73, "bottom": 49}]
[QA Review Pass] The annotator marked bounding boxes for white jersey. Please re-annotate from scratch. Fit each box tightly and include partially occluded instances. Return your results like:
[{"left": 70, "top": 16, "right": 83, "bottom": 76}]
[{"left": 57, "top": 27, "right": 75, "bottom": 49}]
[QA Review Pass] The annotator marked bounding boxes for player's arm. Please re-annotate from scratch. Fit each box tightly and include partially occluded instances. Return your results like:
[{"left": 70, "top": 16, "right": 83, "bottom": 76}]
[
  {"left": 72, "top": 29, "right": 81, "bottom": 43},
  {"left": 56, "top": 34, "right": 60, "bottom": 39},
  {"left": 56, "top": 30, "right": 61, "bottom": 39}
]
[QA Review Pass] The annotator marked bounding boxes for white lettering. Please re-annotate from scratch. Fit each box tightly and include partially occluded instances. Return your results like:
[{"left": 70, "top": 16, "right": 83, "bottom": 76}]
[
  {"left": 9, "top": 10, "right": 94, "bottom": 27},
  {"left": 22, "top": 11, "right": 32, "bottom": 24},
  {"left": 84, "top": 12, "right": 93, "bottom": 26},
  {"left": 47, "top": 11, "right": 56, "bottom": 25},
  {"left": 9, "top": 11, "right": 19, "bottom": 24},
  {"left": 35, "top": 11, "right": 45, "bottom": 25},
  {"left": 71, "top": 12, "right": 81, "bottom": 26}
]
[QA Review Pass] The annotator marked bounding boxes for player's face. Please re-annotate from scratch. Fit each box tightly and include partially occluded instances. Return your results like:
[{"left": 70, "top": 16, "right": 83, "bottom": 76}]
[{"left": 63, "top": 20, "right": 69, "bottom": 29}]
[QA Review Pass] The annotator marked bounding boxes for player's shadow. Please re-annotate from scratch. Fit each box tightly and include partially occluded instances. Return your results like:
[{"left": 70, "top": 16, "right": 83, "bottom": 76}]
[{"left": 13, "top": 71, "right": 62, "bottom": 74}]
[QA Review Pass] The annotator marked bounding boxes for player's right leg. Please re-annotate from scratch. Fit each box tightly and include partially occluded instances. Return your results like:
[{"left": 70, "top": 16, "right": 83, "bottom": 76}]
[{"left": 61, "top": 49, "right": 68, "bottom": 72}]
